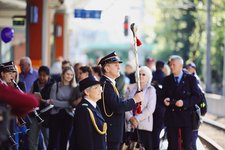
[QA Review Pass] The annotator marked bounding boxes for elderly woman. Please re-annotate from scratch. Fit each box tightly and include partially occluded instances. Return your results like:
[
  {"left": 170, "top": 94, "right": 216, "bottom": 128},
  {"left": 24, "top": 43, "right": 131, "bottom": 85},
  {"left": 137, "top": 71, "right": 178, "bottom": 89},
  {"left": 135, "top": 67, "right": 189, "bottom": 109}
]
[
  {"left": 125, "top": 66, "right": 156, "bottom": 150},
  {"left": 69, "top": 75, "right": 107, "bottom": 150}
]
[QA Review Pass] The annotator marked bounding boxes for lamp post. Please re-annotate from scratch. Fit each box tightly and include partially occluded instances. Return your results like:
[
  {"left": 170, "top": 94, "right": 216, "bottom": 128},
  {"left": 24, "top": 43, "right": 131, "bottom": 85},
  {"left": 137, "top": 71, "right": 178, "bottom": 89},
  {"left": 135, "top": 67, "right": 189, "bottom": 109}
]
[
  {"left": 222, "top": 15, "right": 225, "bottom": 96},
  {"left": 205, "top": 0, "right": 212, "bottom": 92}
]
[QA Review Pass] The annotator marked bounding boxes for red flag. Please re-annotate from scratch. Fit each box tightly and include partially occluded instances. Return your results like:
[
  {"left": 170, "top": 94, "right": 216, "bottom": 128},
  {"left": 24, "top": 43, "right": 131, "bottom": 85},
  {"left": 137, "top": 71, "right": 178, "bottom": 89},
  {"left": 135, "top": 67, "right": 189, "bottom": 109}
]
[
  {"left": 136, "top": 37, "right": 142, "bottom": 46},
  {"left": 136, "top": 103, "right": 142, "bottom": 114}
]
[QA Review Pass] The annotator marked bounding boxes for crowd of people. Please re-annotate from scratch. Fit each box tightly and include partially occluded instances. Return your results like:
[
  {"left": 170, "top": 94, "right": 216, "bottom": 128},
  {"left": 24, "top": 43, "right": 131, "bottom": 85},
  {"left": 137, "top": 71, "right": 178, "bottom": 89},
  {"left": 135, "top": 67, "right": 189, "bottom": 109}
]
[{"left": 0, "top": 52, "right": 204, "bottom": 150}]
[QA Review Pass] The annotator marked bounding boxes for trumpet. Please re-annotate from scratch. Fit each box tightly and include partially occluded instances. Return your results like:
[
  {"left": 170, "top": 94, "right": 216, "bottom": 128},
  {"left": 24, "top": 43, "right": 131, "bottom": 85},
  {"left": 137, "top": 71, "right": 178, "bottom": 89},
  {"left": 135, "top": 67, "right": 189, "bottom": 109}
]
[
  {"left": 7, "top": 129, "right": 17, "bottom": 147},
  {"left": 17, "top": 116, "right": 26, "bottom": 127},
  {"left": 33, "top": 107, "right": 44, "bottom": 124},
  {"left": 11, "top": 79, "right": 44, "bottom": 125},
  {"left": 11, "top": 79, "right": 29, "bottom": 126},
  {"left": 11, "top": 79, "right": 23, "bottom": 93}
]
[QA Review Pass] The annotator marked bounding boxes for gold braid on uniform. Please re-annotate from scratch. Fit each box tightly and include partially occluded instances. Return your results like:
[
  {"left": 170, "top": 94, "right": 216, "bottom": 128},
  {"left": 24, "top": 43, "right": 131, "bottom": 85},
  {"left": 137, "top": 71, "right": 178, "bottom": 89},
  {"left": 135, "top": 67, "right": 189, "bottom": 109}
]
[
  {"left": 102, "top": 81, "right": 119, "bottom": 117},
  {"left": 87, "top": 108, "right": 107, "bottom": 135}
]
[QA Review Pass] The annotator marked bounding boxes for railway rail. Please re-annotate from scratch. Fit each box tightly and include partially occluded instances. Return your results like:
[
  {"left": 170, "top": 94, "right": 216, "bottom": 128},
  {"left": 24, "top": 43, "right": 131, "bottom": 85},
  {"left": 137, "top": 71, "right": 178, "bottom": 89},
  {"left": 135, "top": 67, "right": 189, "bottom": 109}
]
[
  {"left": 122, "top": 114, "right": 225, "bottom": 150},
  {"left": 198, "top": 115, "right": 225, "bottom": 150}
]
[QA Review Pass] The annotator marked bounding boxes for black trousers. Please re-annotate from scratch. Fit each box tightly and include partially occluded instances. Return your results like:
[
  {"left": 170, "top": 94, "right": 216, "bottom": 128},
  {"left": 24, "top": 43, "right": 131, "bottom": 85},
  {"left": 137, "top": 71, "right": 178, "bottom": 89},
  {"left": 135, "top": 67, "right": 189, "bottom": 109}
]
[
  {"left": 152, "top": 116, "right": 164, "bottom": 150},
  {"left": 138, "top": 129, "right": 153, "bottom": 150},
  {"left": 47, "top": 110, "right": 73, "bottom": 150},
  {"left": 107, "top": 141, "right": 120, "bottom": 150},
  {"left": 124, "top": 129, "right": 153, "bottom": 150},
  {"left": 167, "top": 127, "right": 193, "bottom": 150}
]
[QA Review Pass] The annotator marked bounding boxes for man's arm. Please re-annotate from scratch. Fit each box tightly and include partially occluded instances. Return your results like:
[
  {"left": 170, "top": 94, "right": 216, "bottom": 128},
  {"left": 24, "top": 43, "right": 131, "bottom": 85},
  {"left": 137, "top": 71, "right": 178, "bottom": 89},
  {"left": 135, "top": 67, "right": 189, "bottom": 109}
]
[
  {"left": 104, "top": 83, "right": 135, "bottom": 113},
  {"left": 0, "top": 83, "right": 39, "bottom": 116}
]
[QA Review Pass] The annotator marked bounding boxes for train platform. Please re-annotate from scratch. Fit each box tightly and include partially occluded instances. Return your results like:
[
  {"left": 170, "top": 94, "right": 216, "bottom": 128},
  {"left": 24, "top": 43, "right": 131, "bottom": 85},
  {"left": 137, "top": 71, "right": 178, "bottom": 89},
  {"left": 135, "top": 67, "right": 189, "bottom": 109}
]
[
  {"left": 122, "top": 129, "right": 206, "bottom": 150},
  {"left": 159, "top": 133, "right": 205, "bottom": 150}
]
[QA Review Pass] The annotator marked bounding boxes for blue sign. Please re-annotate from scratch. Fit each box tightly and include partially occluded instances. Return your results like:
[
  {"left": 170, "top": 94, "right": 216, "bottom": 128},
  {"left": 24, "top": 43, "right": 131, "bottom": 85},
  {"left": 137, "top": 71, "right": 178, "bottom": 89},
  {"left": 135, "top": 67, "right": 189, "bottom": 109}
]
[{"left": 74, "top": 9, "right": 102, "bottom": 19}]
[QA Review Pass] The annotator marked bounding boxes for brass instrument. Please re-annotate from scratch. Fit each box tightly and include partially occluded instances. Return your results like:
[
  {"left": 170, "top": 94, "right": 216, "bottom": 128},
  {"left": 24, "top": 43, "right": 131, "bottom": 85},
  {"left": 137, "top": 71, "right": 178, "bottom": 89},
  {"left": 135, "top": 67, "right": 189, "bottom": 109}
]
[
  {"left": 12, "top": 79, "right": 44, "bottom": 124},
  {"left": 7, "top": 129, "right": 17, "bottom": 147}
]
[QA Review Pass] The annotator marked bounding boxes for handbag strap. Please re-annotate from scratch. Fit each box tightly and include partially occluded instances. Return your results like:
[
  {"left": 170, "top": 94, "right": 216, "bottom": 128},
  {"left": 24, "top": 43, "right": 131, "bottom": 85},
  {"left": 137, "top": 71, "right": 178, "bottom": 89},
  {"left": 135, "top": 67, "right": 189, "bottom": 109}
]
[{"left": 136, "top": 128, "right": 145, "bottom": 149}]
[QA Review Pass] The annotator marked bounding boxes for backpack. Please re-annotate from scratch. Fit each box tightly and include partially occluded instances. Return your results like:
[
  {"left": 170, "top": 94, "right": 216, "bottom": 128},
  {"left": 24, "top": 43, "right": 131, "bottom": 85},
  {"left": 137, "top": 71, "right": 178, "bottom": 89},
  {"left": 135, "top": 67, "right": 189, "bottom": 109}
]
[
  {"left": 198, "top": 87, "right": 207, "bottom": 116},
  {"left": 185, "top": 73, "right": 207, "bottom": 116}
]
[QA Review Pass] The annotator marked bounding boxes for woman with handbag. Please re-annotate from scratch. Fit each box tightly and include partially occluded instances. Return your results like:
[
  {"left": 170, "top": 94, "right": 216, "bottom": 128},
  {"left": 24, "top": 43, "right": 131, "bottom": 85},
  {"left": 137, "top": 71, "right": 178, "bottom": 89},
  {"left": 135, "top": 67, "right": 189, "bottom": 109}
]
[
  {"left": 47, "top": 66, "right": 78, "bottom": 150},
  {"left": 125, "top": 66, "right": 156, "bottom": 150}
]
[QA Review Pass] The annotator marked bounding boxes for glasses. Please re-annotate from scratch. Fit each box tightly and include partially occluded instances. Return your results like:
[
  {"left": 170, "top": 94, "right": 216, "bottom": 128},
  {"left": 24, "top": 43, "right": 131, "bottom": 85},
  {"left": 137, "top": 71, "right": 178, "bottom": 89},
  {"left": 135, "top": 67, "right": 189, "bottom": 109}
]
[{"left": 139, "top": 73, "right": 146, "bottom": 76}]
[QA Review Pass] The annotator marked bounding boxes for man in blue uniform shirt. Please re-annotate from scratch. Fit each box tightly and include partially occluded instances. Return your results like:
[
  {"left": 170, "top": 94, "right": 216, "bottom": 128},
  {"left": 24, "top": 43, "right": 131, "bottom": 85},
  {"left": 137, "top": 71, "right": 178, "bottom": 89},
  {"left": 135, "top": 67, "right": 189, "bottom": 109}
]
[
  {"left": 97, "top": 51, "right": 143, "bottom": 150},
  {"left": 162, "top": 55, "right": 201, "bottom": 150}
]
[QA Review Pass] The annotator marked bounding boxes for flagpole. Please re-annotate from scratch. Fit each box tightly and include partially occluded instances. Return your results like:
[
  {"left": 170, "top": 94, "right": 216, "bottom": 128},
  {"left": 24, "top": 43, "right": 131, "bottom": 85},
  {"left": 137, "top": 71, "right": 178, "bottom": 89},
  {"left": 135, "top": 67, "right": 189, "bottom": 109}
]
[
  {"left": 130, "top": 23, "right": 141, "bottom": 91},
  {"left": 130, "top": 23, "right": 142, "bottom": 114}
]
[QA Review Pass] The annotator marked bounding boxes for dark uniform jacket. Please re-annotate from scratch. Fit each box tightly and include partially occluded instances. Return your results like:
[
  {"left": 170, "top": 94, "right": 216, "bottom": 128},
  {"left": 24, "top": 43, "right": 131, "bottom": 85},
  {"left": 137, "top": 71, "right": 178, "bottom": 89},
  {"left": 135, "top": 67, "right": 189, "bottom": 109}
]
[
  {"left": 70, "top": 99, "right": 107, "bottom": 150},
  {"left": 97, "top": 76, "right": 135, "bottom": 143},
  {"left": 162, "top": 71, "right": 201, "bottom": 127},
  {"left": 152, "top": 69, "right": 166, "bottom": 122}
]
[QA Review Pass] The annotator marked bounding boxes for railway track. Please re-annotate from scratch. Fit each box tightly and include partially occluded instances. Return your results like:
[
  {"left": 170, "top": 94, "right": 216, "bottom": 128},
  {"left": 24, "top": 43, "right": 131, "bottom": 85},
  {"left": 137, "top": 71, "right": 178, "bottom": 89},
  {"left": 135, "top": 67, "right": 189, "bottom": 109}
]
[
  {"left": 198, "top": 117, "right": 225, "bottom": 150},
  {"left": 122, "top": 114, "right": 225, "bottom": 150}
]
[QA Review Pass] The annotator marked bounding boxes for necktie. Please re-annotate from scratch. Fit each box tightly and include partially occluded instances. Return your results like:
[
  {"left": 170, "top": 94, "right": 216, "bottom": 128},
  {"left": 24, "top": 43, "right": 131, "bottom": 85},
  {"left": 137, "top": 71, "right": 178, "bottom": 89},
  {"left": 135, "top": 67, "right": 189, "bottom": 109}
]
[
  {"left": 175, "top": 77, "right": 179, "bottom": 85},
  {"left": 96, "top": 105, "right": 101, "bottom": 113}
]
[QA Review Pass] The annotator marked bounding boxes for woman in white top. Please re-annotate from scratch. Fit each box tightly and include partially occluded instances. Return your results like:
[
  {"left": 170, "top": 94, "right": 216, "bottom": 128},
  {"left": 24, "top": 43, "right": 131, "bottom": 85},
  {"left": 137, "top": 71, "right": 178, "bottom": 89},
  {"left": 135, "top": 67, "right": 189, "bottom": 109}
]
[{"left": 125, "top": 66, "right": 156, "bottom": 150}]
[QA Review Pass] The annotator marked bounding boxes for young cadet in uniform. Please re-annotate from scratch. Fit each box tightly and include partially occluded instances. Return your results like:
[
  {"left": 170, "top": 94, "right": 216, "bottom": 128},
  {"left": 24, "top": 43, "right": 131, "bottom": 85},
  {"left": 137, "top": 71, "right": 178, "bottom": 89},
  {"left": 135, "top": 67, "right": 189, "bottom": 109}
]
[
  {"left": 0, "top": 63, "right": 38, "bottom": 149},
  {"left": 97, "top": 51, "right": 143, "bottom": 150},
  {"left": 69, "top": 75, "right": 107, "bottom": 150},
  {"left": 0, "top": 61, "right": 29, "bottom": 150},
  {"left": 0, "top": 62, "right": 39, "bottom": 115},
  {"left": 162, "top": 55, "right": 201, "bottom": 150}
]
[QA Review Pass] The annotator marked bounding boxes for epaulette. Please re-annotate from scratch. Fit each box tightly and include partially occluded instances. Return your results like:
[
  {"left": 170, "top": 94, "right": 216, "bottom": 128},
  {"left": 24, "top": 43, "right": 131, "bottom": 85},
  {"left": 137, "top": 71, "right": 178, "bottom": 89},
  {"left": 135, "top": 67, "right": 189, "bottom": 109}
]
[{"left": 82, "top": 103, "right": 88, "bottom": 107}]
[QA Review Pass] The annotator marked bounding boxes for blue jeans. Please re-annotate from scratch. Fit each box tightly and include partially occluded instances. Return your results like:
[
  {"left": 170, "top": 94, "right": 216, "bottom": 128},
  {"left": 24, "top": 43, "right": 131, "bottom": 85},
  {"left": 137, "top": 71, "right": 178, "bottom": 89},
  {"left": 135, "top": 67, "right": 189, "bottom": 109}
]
[{"left": 28, "top": 117, "right": 47, "bottom": 150}]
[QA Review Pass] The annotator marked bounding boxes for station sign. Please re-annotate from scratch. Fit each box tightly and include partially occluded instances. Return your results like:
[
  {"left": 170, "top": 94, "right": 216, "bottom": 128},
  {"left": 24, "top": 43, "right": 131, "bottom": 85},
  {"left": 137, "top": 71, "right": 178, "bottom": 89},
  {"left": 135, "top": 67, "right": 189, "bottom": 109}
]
[
  {"left": 74, "top": 9, "right": 102, "bottom": 19},
  {"left": 12, "top": 16, "right": 26, "bottom": 26}
]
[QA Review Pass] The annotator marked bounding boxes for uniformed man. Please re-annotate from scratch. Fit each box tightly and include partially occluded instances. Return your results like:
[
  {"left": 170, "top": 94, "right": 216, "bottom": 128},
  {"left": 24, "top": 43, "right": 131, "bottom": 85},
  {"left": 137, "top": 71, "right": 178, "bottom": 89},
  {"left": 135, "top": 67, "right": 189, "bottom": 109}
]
[
  {"left": 162, "top": 55, "right": 201, "bottom": 150},
  {"left": 97, "top": 51, "right": 143, "bottom": 150},
  {"left": 69, "top": 75, "right": 107, "bottom": 150}
]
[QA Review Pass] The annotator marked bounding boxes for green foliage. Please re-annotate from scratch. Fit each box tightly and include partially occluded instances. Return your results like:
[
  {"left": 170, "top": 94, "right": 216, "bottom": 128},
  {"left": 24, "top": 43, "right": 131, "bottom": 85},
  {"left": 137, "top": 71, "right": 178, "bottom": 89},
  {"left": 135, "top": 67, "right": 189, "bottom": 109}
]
[
  {"left": 148, "top": 0, "right": 225, "bottom": 92},
  {"left": 152, "top": 0, "right": 198, "bottom": 62}
]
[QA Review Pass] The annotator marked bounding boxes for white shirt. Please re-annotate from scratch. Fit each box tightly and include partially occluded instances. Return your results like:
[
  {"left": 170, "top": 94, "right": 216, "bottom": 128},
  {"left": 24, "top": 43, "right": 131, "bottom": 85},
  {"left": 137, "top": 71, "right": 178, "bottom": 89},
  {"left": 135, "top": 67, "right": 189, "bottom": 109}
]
[
  {"left": 85, "top": 97, "right": 97, "bottom": 108},
  {"left": 104, "top": 75, "right": 116, "bottom": 86},
  {"left": 174, "top": 70, "right": 183, "bottom": 84}
]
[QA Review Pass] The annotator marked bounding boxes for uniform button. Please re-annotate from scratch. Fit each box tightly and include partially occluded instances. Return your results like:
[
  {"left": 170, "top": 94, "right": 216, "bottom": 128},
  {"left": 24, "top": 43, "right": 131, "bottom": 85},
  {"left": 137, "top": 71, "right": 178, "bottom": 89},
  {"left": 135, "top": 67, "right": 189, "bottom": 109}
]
[
  {"left": 172, "top": 109, "right": 175, "bottom": 111},
  {"left": 109, "top": 124, "right": 112, "bottom": 126}
]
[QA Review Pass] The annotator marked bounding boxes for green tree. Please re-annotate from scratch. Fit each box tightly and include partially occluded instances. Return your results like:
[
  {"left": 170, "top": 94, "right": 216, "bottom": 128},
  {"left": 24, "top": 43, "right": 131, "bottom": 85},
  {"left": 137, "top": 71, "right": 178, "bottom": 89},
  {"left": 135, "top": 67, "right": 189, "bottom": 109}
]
[{"left": 144, "top": 0, "right": 225, "bottom": 93}]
